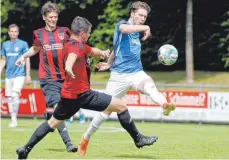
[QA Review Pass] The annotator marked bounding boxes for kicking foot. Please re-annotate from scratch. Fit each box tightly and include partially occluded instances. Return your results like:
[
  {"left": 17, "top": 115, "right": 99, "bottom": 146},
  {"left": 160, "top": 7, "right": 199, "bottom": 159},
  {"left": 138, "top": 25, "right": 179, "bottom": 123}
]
[
  {"left": 163, "top": 103, "right": 176, "bottom": 116},
  {"left": 78, "top": 136, "right": 89, "bottom": 156}
]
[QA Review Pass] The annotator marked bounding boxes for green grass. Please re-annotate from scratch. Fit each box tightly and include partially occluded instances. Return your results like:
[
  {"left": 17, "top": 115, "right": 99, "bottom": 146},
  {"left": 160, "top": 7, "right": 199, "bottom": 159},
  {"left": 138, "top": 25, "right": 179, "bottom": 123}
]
[{"left": 1, "top": 118, "right": 229, "bottom": 159}]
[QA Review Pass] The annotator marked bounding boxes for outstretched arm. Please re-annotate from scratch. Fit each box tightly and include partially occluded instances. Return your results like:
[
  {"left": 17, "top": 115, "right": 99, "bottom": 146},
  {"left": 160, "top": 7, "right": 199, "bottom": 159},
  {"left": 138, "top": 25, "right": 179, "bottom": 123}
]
[
  {"left": 16, "top": 46, "right": 40, "bottom": 66},
  {"left": 88, "top": 47, "right": 110, "bottom": 59},
  {"left": 96, "top": 51, "right": 114, "bottom": 71},
  {"left": 65, "top": 53, "right": 77, "bottom": 79},
  {"left": 25, "top": 57, "right": 32, "bottom": 84}
]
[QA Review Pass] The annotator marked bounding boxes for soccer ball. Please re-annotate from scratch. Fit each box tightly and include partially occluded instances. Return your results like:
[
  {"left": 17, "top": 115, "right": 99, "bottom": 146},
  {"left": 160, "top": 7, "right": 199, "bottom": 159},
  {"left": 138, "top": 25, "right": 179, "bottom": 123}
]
[{"left": 157, "top": 44, "right": 178, "bottom": 65}]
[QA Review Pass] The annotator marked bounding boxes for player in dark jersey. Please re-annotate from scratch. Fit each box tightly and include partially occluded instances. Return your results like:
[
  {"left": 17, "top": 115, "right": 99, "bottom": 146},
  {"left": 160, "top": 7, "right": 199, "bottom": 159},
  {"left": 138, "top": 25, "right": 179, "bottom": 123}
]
[
  {"left": 16, "top": 16, "right": 157, "bottom": 159},
  {"left": 15, "top": 2, "right": 76, "bottom": 152}
]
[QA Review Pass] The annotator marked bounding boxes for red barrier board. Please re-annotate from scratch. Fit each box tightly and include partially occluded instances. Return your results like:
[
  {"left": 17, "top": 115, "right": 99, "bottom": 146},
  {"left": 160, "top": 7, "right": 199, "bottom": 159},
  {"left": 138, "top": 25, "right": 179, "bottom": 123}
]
[
  {"left": 1, "top": 89, "right": 208, "bottom": 116},
  {"left": 1, "top": 89, "right": 46, "bottom": 116},
  {"left": 123, "top": 90, "right": 208, "bottom": 108}
]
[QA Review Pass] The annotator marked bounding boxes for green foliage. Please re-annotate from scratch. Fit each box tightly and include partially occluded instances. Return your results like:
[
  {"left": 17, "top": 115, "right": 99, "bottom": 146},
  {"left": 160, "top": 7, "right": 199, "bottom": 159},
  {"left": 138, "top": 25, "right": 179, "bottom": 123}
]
[
  {"left": 89, "top": 0, "right": 129, "bottom": 69},
  {"left": 90, "top": 0, "right": 129, "bottom": 49},
  {"left": 220, "top": 11, "right": 229, "bottom": 68},
  {"left": 0, "top": 0, "right": 95, "bottom": 43}
]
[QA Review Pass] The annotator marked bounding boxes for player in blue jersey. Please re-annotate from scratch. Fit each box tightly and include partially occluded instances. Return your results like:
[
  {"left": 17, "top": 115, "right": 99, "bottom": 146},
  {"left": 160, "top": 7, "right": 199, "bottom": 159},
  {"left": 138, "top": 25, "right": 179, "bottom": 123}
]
[
  {"left": 0, "top": 24, "right": 31, "bottom": 127},
  {"left": 78, "top": 1, "right": 176, "bottom": 156}
]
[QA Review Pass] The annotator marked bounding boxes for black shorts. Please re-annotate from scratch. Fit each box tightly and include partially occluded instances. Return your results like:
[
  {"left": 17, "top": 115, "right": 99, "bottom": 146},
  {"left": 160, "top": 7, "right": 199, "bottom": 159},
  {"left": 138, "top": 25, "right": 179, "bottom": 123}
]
[
  {"left": 53, "top": 90, "right": 112, "bottom": 120},
  {"left": 40, "top": 79, "right": 64, "bottom": 108}
]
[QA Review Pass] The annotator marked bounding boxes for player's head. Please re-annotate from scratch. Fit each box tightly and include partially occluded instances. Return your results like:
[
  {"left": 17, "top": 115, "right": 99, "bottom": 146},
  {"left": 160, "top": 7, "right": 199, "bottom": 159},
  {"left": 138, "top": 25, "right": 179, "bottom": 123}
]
[
  {"left": 8, "top": 24, "right": 19, "bottom": 40},
  {"left": 129, "top": 1, "right": 151, "bottom": 25},
  {"left": 41, "top": 2, "right": 60, "bottom": 29},
  {"left": 71, "top": 16, "right": 92, "bottom": 43}
]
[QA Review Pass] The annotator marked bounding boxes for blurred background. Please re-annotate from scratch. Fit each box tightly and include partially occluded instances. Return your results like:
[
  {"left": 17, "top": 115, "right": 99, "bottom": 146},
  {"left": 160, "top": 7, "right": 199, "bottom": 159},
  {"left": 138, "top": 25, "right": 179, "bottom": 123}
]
[{"left": 1, "top": 0, "right": 229, "bottom": 159}]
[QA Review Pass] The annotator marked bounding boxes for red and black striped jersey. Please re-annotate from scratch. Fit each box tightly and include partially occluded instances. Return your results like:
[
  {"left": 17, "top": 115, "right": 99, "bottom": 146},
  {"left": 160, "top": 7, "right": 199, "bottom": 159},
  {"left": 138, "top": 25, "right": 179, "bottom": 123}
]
[{"left": 33, "top": 27, "right": 71, "bottom": 80}]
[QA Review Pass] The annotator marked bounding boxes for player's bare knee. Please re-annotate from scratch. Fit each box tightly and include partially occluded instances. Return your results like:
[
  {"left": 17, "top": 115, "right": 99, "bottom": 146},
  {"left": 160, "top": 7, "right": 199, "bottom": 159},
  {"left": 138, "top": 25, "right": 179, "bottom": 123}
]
[
  {"left": 116, "top": 99, "right": 127, "bottom": 113},
  {"left": 103, "top": 110, "right": 112, "bottom": 115},
  {"left": 48, "top": 116, "right": 61, "bottom": 129}
]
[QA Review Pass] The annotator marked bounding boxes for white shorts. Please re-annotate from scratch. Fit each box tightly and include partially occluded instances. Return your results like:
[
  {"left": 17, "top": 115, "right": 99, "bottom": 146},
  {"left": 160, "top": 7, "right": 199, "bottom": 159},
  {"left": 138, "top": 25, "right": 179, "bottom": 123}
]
[
  {"left": 5, "top": 76, "right": 25, "bottom": 97},
  {"left": 105, "top": 71, "right": 154, "bottom": 99}
]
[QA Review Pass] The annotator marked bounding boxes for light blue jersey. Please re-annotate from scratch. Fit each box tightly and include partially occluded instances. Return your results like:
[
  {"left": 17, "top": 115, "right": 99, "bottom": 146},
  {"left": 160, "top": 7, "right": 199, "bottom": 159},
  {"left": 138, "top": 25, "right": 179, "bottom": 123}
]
[
  {"left": 1, "top": 39, "right": 29, "bottom": 78},
  {"left": 111, "top": 20, "right": 143, "bottom": 73}
]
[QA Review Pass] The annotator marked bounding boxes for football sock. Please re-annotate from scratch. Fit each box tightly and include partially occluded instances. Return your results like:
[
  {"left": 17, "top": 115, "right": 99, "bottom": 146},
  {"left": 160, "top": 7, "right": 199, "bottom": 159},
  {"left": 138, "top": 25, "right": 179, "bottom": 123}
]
[
  {"left": 12, "top": 96, "right": 20, "bottom": 123},
  {"left": 25, "top": 121, "right": 54, "bottom": 149},
  {"left": 84, "top": 112, "right": 110, "bottom": 141},
  {"left": 57, "top": 122, "right": 71, "bottom": 144},
  {"left": 117, "top": 109, "right": 140, "bottom": 141}
]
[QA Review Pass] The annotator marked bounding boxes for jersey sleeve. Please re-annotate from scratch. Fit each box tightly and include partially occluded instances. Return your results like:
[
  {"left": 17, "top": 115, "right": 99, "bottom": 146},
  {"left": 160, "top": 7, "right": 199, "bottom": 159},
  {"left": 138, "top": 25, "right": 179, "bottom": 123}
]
[
  {"left": 68, "top": 43, "right": 85, "bottom": 58},
  {"left": 23, "top": 42, "right": 29, "bottom": 53},
  {"left": 83, "top": 44, "right": 92, "bottom": 53},
  {"left": 1, "top": 43, "right": 6, "bottom": 57},
  {"left": 33, "top": 30, "right": 41, "bottom": 46},
  {"left": 116, "top": 20, "right": 128, "bottom": 31}
]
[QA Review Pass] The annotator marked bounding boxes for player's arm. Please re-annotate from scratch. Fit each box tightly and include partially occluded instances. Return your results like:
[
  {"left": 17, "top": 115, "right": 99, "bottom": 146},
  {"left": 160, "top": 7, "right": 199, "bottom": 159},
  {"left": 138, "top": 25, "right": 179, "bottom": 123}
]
[
  {"left": 0, "top": 56, "right": 6, "bottom": 75},
  {"left": 25, "top": 57, "right": 32, "bottom": 84},
  {"left": 0, "top": 43, "right": 7, "bottom": 75},
  {"left": 95, "top": 51, "right": 114, "bottom": 71},
  {"left": 65, "top": 53, "right": 77, "bottom": 79},
  {"left": 119, "top": 24, "right": 151, "bottom": 41},
  {"left": 16, "top": 46, "right": 40, "bottom": 66},
  {"left": 87, "top": 47, "right": 110, "bottom": 59}
]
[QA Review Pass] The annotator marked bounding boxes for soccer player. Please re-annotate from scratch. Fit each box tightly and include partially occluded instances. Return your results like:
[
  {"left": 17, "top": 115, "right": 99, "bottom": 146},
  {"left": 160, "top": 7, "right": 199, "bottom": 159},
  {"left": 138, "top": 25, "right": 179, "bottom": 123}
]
[
  {"left": 16, "top": 16, "right": 156, "bottom": 159},
  {"left": 78, "top": 1, "right": 176, "bottom": 156},
  {"left": 0, "top": 24, "right": 31, "bottom": 128},
  {"left": 15, "top": 2, "right": 77, "bottom": 152}
]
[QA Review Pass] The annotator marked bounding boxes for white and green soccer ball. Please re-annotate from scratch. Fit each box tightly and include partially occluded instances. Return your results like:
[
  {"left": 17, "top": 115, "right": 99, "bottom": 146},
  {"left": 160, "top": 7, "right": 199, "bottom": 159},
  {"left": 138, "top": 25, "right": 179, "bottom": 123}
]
[{"left": 157, "top": 44, "right": 178, "bottom": 65}]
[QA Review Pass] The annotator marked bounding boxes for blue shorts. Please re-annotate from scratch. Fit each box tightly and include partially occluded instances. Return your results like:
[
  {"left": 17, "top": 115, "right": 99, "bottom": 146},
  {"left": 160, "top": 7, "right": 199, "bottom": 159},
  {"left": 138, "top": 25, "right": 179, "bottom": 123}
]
[
  {"left": 53, "top": 90, "right": 112, "bottom": 120},
  {"left": 40, "top": 79, "right": 64, "bottom": 108}
]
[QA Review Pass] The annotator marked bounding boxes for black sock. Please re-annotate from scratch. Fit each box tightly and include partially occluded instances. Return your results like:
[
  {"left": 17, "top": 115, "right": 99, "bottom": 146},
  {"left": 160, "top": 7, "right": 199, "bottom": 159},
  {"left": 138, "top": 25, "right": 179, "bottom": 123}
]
[
  {"left": 25, "top": 121, "right": 54, "bottom": 149},
  {"left": 57, "top": 122, "right": 71, "bottom": 145},
  {"left": 117, "top": 109, "right": 140, "bottom": 142}
]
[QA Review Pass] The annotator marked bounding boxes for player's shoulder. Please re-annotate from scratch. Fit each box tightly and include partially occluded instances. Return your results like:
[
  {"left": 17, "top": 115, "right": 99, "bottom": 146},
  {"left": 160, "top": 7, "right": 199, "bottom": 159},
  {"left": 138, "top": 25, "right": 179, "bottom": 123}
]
[
  {"left": 17, "top": 39, "right": 28, "bottom": 44},
  {"left": 117, "top": 20, "right": 128, "bottom": 25},
  {"left": 33, "top": 27, "right": 45, "bottom": 33},
  {"left": 2, "top": 40, "right": 10, "bottom": 46},
  {"left": 65, "top": 38, "right": 78, "bottom": 46},
  {"left": 57, "top": 26, "right": 70, "bottom": 31}
]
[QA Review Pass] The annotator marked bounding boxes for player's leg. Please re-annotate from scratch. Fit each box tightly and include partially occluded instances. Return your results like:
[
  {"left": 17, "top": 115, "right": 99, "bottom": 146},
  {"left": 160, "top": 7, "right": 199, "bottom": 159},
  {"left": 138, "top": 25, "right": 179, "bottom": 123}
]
[
  {"left": 133, "top": 71, "right": 175, "bottom": 116},
  {"left": 83, "top": 72, "right": 129, "bottom": 142},
  {"left": 5, "top": 78, "right": 14, "bottom": 127},
  {"left": 9, "top": 76, "right": 26, "bottom": 127},
  {"left": 78, "top": 90, "right": 157, "bottom": 156},
  {"left": 40, "top": 80, "right": 77, "bottom": 152},
  {"left": 16, "top": 97, "right": 79, "bottom": 159},
  {"left": 78, "top": 109, "right": 85, "bottom": 124}
]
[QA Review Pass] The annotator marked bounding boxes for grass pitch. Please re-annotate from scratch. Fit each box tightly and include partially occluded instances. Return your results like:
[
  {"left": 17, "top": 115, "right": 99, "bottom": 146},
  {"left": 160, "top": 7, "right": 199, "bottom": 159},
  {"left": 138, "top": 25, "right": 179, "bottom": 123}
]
[{"left": 1, "top": 118, "right": 229, "bottom": 159}]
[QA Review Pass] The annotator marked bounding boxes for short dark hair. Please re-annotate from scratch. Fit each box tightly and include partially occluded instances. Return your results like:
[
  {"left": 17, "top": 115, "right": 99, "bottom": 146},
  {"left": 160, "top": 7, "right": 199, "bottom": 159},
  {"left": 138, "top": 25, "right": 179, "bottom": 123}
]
[
  {"left": 130, "top": 1, "right": 151, "bottom": 13},
  {"left": 41, "top": 1, "right": 60, "bottom": 16},
  {"left": 8, "top": 24, "right": 19, "bottom": 30},
  {"left": 71, "top": 16, "right": 92, "bottom": 35}
]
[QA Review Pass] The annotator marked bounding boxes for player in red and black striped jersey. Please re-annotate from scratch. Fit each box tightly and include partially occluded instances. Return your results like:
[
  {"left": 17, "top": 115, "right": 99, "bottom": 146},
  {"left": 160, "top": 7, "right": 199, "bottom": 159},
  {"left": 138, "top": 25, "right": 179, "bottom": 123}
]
[
  {"left": 33, "top": 26, "right": 70, "bottom": 80},
  {"left": 15, "top": 2, "right": 77, "bottom": 153}
]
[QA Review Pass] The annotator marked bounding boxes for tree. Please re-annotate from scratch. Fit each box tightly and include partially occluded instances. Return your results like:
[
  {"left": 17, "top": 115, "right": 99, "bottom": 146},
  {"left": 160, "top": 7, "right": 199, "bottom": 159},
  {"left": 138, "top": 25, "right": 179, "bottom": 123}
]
[
  {"left": 219, "top": 11, "right": 229, "bottom": 68},
  {"left": 89, "top": 0, "right": 129, "bottom": 69},
  {"left": 185, "top": 0, "right": 194, "bottom": 83}
]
